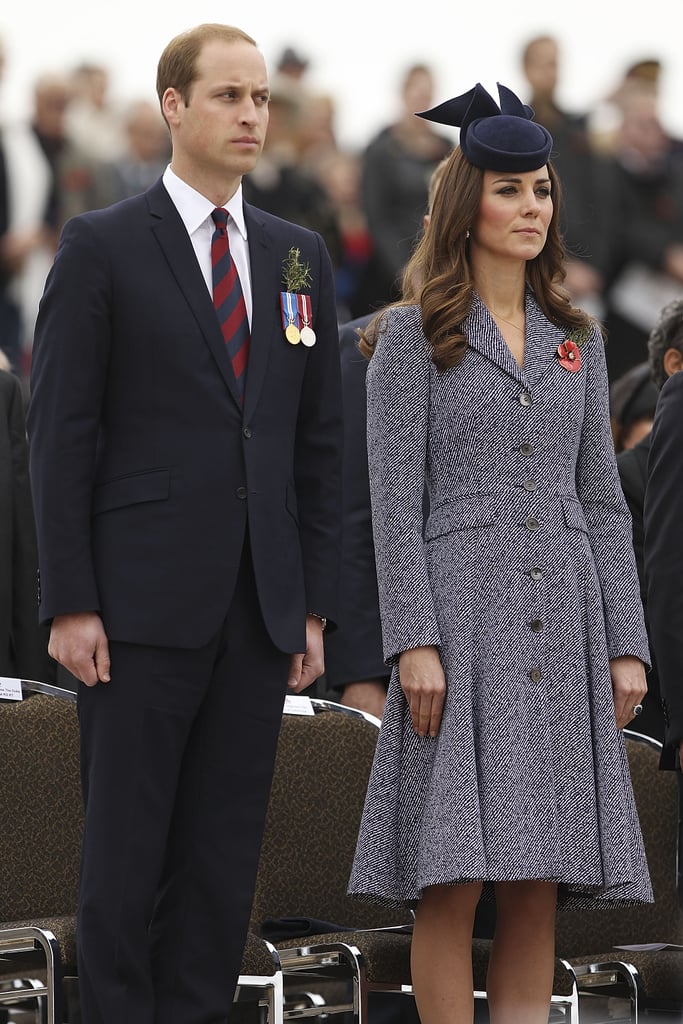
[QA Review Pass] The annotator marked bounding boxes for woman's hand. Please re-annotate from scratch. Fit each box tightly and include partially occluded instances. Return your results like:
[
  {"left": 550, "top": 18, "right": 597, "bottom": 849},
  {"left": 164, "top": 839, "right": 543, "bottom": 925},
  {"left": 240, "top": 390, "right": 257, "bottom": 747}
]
[
  {"left": 399, "top": 646, "right": 446, "bottom": 738},
  {"left": 610, "top": 656, "right": 648, "bottom": 730}
]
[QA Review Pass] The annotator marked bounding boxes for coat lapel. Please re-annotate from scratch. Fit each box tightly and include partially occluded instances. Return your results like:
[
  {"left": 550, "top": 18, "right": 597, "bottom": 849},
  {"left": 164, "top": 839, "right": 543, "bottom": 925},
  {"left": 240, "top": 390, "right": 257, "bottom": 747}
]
[
  {"left": 465, "top": 291, "right": 569, "bottom": 390},
  {"left": 146, "top": 181, "right": 243, "bottom": 411},
  {"left": 522, "top": 292, "right": 570, "bottom": 387},
  {"left": 465, "top": 294, "right": 527, "bottom": 385}
]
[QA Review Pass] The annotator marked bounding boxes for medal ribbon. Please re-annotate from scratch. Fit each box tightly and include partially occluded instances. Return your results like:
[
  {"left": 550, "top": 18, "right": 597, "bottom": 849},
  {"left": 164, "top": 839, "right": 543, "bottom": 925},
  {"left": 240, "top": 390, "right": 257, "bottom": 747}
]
[{"left": 280, "top": 291, "right": 300, "bottom": 331}]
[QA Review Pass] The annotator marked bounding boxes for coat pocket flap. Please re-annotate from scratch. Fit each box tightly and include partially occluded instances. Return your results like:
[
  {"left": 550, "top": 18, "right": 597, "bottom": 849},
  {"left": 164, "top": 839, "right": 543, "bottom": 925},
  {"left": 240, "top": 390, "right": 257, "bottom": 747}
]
[
  {"left": 561, "top": 497, "right": 588, "bottom": 533},
  {"left": 425, "top": 496, "right": 498, "bottom": 541},
  {"left": 93, "top": 468, "right": 171, "bottom": 514}
]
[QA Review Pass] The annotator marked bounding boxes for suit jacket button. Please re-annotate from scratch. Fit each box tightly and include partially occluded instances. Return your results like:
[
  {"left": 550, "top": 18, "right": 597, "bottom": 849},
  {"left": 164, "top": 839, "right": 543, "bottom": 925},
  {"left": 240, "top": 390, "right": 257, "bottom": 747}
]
[
  {"left": 520, "top": 442, "right": 534, "bottom": 455},
  {"left": 529, "top": 619, "right": 544, "bottom": 632},
  {"left": 236, "top": 486, "right": 248, "bottom": 499},
  {"left": 525, "top": 517, "right": 540, "bottom": 531},
  {"left": 519, "top": 391, "right": 533, "bottom": 406},
  {"left": 243, "top": 427, "right": 252, "bottom": 439},
  {"left": 530, "top": 667, "right": 542, "bottom": 682},
  {"left": 529, "top": 567, "right": 543, "bottom": 581},
  {"left": 523, "top": 479, "right": 538, "bottom": 491}
]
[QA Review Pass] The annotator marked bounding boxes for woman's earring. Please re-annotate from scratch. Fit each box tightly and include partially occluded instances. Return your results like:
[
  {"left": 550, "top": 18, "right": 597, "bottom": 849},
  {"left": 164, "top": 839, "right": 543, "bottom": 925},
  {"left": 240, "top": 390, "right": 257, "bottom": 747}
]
[{"left": 466, "top": 229, "right": 470, "bottom": 239}]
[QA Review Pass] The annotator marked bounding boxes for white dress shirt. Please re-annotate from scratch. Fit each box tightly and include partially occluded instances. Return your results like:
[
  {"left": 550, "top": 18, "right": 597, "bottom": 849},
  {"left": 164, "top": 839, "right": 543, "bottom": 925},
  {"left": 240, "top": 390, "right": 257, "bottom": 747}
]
[{"left": 161, "top": 165, "right": 253, "bottom": 326}]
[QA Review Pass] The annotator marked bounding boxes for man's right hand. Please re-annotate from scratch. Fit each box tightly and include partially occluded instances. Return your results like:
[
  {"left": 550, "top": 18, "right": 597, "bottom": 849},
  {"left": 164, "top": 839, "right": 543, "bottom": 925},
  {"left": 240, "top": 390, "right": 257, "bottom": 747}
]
[{"left": 48, "top": 612, "right": 111, "bottom": 687}]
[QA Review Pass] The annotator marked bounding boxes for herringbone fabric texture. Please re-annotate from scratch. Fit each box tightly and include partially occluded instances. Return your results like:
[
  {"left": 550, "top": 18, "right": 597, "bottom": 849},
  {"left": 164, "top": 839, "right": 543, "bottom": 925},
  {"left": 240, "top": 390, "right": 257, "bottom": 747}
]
[
  {"left": 349, "top": 292, "right": 653, "bottom": 909},
  {"left": 211, "top": 207, "right": 249, "bottom": 400}
]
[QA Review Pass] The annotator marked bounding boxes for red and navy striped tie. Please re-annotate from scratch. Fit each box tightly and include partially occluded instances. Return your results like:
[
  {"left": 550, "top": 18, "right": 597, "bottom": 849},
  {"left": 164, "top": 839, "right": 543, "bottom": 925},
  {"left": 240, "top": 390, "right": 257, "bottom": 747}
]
[{"left": 211, "top": 208, "right": 250, "bottom": 401}]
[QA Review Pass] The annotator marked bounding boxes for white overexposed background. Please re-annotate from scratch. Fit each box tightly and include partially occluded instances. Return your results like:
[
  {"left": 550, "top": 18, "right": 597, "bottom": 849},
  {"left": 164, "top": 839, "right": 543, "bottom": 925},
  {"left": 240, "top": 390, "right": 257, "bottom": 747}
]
[{"left": 1, "top": 0, "right": 682, "bottom": 149}]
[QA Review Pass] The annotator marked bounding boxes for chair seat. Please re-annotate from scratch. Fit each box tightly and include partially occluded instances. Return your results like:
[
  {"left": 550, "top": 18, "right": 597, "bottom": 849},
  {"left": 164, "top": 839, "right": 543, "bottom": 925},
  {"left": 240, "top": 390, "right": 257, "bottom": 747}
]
[
  {"left": 274, "top": 929, "right": 413, "bottom": 987},
  {"left": 0, "top": 917, "right": 77, "bottom": 980},
  {"left": 571, "top": 948, "right": 683, "bottom": 1006},
  {"left": 240, "top": 932, "right": 281, "bottom": 977}
]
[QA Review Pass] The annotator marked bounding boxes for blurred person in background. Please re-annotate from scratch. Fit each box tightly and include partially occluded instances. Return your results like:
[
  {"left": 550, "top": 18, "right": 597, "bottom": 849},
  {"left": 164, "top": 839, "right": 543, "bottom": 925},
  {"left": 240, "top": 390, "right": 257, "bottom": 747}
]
[
  {"left": 609, "top": 361, "right": 658, "bottom": 454},
  {"left": 0, "top": 36, "right": 50, "bottom": 375},
  {"left": 643, "top": 298, "right": 683, "bottom": 771},
  {"left": 599, "top": 67, "right": 683, "bottom": 382},
  {"left": 6, "top": 71, "right": 118, "bottom": 372},
  {"left": 110, "top": 98, "right": 171, "bottom": 200},
  {"left": 359, "top": 62, "right": 453, "bottom": 310},
  {"left": 0, "top": 353, "right": 55, "bottom": 681},
  {"left": 314, "top": 147, "right": 372, "bottom": 321},
  {"left": 617, "top": 300, "right": 683, "bottom": 746},
  {"left": 521, "top": 34, "right": 613, "bottom": 318},
  {"left": 242, "top": 79, "right": 343, "bottom": 271},
  {"left": 65, "top": 61, "right": 126, "bottom": 163}
]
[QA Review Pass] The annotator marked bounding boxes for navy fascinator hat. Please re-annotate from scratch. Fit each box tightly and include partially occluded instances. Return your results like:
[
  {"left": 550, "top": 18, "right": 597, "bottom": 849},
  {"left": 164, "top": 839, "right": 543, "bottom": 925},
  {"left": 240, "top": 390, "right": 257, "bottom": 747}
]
[{"left": 416, "top": 82, "right": 553, "bottom": 173}]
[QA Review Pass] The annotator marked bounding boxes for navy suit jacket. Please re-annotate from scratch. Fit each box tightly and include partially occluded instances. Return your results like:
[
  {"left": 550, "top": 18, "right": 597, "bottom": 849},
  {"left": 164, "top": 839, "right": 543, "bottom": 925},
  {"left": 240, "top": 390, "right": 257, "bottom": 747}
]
[
  {"left": 324, "top": 315, "right": 388, "bottom": 691},
  {"left": 643, "top": 370, "right": 683, "bottom": 767},
  {"left": 28, "top": 179, "right": 343, "bottom": 653}
]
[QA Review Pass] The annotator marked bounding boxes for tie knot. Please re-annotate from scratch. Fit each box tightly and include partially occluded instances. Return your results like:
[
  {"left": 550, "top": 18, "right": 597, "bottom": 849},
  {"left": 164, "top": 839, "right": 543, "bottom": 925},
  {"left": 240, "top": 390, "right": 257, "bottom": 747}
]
[{"left": 211, "top": 208, "right": 229, "bottom": 232}]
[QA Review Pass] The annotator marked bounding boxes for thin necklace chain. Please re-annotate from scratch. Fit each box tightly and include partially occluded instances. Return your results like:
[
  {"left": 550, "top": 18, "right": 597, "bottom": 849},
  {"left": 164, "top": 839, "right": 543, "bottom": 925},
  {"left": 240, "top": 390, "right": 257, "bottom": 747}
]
[{"left": 490, "top": 309, "right": 525, "bottom": 332}]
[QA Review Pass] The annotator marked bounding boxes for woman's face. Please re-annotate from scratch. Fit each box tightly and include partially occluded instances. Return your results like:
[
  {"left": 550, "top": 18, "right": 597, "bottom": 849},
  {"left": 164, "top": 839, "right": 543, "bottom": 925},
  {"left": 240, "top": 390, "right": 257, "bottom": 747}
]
[{"left": 471, "top": 167, "right": 553, "bottom": 263}]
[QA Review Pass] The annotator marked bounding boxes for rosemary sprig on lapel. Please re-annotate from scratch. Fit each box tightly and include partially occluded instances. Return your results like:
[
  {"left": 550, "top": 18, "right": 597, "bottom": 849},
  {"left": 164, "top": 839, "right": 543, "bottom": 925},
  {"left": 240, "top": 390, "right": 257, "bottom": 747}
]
[{"left": 282, "top": 247, "right": 312, "bottom": 292}]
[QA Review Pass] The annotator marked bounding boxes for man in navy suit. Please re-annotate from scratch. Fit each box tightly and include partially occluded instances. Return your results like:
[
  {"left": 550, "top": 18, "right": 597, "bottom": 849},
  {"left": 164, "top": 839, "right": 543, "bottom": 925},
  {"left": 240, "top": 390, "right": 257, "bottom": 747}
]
[{"left": 27, "top": 23, "right": 342, "bottom": 1024}]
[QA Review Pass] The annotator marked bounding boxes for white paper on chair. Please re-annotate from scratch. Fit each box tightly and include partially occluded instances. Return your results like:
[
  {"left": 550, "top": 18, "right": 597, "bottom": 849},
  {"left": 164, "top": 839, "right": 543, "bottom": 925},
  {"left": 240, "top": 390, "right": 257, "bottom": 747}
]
[
  {"left": 614, "top": 942, "right": 683, "bottom": 951},
  {"left": 0, "top": 677, "right": 23, "bottom": 701},
  {"left": 283, "top": 694, "right": 315, "bottom": 715}
]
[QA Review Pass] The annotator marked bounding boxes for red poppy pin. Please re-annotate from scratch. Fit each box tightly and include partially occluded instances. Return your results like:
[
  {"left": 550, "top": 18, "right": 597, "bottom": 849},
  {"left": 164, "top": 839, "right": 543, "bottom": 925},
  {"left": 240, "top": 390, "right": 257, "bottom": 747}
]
[{"left": 556, "top": 338, "right": 582, "bottom": 372}]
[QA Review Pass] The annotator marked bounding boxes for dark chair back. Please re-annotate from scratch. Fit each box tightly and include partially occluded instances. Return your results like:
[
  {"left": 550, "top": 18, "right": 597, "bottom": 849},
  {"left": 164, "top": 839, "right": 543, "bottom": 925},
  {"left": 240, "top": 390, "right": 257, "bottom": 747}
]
[
  {"left": 555, "top": 731, "right": 681, "bottom": 957},
  {"left": 0, "top": 693, "right": 82, "bottom": 921},
  {"left": 250, "top": 701, "right": 410, "bottom": 933}
]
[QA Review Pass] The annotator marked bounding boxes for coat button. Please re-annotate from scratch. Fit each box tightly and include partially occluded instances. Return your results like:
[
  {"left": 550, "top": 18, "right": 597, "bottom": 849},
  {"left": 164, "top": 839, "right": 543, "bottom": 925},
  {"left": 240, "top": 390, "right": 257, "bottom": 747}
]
[
  {"left": 243, "top": 427, "right": 252, "bottom": 438},
  {"left": 529, "top": 567, "right": 543, "bottom": 580},
  {"left": 520, "top": 442, "right": 534, "bottom": 455},
  {"left": 525, "top": 517, "right": 540, "bottom": 531},
  {"left": 530, "top": 667, "right": 542, "bottom": 682},
  {"left": 523, "top": 479, "right": 538, "bottom": 491},
  {"left": 519, "top": 391, "right": 533, "bottom": 406},
  {"left": 236, "top": 486, "right": 248, "bottom": 499},
  {"left": 529, "top": 619, "right": 544, "bottom": 632}
]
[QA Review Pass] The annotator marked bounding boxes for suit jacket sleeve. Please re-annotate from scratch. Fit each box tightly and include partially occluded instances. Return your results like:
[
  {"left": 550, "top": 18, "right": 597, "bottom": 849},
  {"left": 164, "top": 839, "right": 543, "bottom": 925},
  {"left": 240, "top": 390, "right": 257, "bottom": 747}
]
[
  {"left": 27, "top": 214, "right": 111, "bottom": 622},
  {"left": 644, "top": 370, "right": 683, "bottom": 761},
  {"left": 574, "top": 330, "right": 650, "bottom": 665},
  {"left": 365, "top": 308, "right": 440, "bottom": 663}
]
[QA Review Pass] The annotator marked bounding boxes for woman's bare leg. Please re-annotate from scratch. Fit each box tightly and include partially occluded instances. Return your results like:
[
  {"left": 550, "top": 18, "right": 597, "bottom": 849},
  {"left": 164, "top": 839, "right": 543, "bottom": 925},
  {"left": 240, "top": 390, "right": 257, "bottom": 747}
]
[
  {"left": 486, "top": 880, "right": 558, "bottom": 1024},
  {"left": 411, "top": 881, "right": 483, "bottom": 1024}
]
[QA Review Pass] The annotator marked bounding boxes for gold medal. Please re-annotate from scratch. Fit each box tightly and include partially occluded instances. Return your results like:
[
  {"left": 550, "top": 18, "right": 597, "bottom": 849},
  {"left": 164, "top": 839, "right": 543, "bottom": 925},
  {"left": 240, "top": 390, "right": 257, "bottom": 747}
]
[
  {"left": 285, "top": 321, "right": 301, "bottom": 345},
  {"left": 300, "top": 325, "right": 316, "bottom": 347}
]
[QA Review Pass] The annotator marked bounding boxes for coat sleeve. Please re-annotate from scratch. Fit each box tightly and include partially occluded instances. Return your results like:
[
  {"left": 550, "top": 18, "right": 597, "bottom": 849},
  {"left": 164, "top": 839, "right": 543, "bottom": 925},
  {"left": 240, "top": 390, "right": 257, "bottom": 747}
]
[
  {"left": 366, "top": 309, "right": 440, "bottom": 662},
  {"left": 643, "top": 370, "right": 683, "bottom": 762},
  {"left": 574, "top": 329, "right": 650, "bottom": 665}
]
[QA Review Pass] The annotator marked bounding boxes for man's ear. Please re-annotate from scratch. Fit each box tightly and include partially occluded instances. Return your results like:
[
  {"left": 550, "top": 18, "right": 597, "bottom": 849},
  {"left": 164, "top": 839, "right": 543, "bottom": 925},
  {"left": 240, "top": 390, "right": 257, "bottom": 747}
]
[
  {"left": 161, "top": 87, "right": 182, "bottom": 126},
  {"left": 663, "top": 346, "right": 683, "bottom": 378}
]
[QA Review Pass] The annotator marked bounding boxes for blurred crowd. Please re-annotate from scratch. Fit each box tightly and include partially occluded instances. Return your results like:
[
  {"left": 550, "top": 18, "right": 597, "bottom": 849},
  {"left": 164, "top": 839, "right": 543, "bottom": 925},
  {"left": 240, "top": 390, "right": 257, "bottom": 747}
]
[{"left": 1, "top": 32, "right": 683, "bottom": 401}]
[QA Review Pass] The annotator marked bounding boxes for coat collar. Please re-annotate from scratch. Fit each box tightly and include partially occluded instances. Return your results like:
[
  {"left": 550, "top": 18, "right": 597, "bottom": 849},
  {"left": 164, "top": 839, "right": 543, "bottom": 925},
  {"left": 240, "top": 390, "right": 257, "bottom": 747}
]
[{"left": 464, "top": 289, "right": 568, "bottom": 387}]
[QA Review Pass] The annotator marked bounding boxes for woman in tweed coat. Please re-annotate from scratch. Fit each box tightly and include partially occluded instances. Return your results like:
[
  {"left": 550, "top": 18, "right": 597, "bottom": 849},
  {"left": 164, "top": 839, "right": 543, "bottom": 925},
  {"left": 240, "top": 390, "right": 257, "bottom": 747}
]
[{"left": 348, "top": 84, "right": 652, "bottom": 1024}]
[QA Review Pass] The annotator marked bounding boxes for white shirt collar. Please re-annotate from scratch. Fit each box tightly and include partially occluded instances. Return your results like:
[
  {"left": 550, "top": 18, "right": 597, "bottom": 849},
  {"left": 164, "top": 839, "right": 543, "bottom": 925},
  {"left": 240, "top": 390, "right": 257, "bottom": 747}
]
[{"left": 162, "top": 165, "right": 248, "bottom": 240}]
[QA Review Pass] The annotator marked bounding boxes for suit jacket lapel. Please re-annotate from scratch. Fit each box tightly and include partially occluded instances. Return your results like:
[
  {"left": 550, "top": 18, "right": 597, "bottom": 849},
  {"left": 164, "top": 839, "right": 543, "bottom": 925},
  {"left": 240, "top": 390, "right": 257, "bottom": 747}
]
[
  {"left": 146, "top": 181, "right": 243, "bottom": 410},
  {"left": 242, "top": 206, "right": 277, "bottom": 420}
]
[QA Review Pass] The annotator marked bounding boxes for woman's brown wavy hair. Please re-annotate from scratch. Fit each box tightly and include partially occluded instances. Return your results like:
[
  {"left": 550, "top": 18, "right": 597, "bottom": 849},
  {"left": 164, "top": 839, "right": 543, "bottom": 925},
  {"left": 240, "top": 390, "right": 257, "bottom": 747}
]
[{"left": 358, "top": 147, "right": 597, "bottom": 369}]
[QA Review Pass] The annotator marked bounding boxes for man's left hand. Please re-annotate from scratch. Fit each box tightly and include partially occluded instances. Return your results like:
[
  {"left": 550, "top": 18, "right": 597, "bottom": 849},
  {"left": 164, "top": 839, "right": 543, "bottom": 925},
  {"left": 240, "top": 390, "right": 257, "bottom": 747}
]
[{"left": 287, "top": 614, "right": 325, "bottom": 692}]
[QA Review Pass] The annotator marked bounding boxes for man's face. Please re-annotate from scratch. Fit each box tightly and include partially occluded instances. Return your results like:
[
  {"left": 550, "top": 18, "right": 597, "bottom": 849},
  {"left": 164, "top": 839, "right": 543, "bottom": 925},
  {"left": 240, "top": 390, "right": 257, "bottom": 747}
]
[{"left": 165, "top": 39, "right": 269, "bottom": 187}]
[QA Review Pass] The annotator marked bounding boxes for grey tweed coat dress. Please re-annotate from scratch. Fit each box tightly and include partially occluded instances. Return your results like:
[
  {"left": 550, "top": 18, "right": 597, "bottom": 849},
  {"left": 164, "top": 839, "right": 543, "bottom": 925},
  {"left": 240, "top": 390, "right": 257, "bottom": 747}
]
[{"left": 348, "top": 290, "right": 653, "bottom": 909}]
